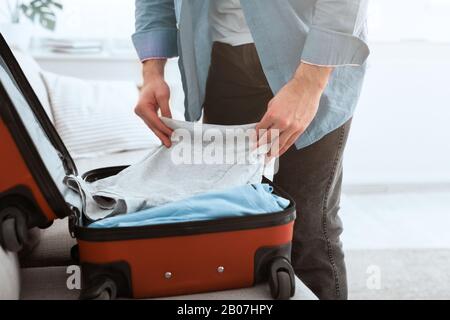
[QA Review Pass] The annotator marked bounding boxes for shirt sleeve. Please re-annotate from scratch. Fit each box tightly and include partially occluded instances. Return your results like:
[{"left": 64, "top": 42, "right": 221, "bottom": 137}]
[
  {"left": 301, "top": 0, "right": 370, "bottom": 67},
  {"left": 132, "top": 0, "right": 178, "bottom": 61}
]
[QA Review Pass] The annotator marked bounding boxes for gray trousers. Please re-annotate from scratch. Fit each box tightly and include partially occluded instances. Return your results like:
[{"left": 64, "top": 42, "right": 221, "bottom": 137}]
[{"left": 203, "top": 42, "right": 351, "bottom": 300}]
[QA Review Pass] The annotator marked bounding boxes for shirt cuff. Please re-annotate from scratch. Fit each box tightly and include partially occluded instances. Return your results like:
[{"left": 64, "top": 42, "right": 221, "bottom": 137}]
[
  {"left": 301, "top": 26, "right": 370, "bottom": 67},
  {"left": 132, "top": 28, "right": 178, "bottom": 61}
]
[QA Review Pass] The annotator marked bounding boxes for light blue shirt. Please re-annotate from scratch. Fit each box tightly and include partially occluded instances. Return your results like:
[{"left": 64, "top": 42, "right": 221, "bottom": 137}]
[
  {"left": 88, "top": 183, "right": 290, "bottom": 228},
  {"left": 132, "top": 0, "right": 370, "bottom": 149}
]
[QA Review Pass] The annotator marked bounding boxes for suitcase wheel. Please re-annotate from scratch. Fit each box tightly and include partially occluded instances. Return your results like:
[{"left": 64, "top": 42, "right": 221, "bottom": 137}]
[
  {"left": 269, "top": 257, "right": 296, "bottom": 300},
  {"left": 80, "top": 276, "right": 117, "bottom": 300},
  {"left": 0, "top": 207, "right": 28, "bottom": 252}
]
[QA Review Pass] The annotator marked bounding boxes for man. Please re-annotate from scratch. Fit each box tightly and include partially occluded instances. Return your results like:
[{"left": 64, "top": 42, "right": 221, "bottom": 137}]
[{"left": 132, "top": 0, "right": 369, "bottom": 300}]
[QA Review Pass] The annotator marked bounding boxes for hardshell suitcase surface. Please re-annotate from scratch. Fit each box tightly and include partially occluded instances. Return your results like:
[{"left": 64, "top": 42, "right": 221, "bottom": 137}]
[{"left": 0, "top": 34, "right": 297, "bottom": 300}]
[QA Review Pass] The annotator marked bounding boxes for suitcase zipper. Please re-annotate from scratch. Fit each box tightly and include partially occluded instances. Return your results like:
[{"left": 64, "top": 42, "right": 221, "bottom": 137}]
[
  {"left": 74, "top": 205, "right": 296, "bottom": 242},
  {"left": 67, "top": 204, "right": 81, "bottom": 238}
]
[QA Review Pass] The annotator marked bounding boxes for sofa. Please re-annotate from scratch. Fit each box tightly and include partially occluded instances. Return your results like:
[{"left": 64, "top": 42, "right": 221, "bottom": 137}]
[{"left": 0, "top": 50, "right": 316, "bottom": 300}]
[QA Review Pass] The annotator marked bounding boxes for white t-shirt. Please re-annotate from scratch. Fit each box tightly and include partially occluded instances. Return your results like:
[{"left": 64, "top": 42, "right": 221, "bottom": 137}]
[{"left": 209, "top": 0, "right": 254, "bottom": 46}]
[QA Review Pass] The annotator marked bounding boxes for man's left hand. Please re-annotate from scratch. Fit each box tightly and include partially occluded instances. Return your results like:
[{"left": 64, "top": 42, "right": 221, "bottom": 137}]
[{"left": 256, "top": 63, "right": 333, "bottom": 159}]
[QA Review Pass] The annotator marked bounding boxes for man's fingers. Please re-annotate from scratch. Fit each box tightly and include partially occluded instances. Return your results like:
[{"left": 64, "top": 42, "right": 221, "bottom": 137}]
[
  {"left": 267, "top": 130, "right": 289, "bottom": 159},
  {"left": 144, "top": 118, "right": 172, "bottom": 147},
  {"left": 256, "top": 113, "right": 273, "bottom": 131},
  {"left": 256, "top": 128, "right": 277, "bottom": 149},
  {"left": 152, "top": 127, "right": 172, "bottom": 147},
  {"left": 280, "top": 134, "right": 299, "bottom": 156},
  {"left": 271, "top": 131, "right": 299, "bottom": 159},
  {"left": 137, "top": 106, "right": 173, "bottom": 147},
  {"left": 278, "top": 120, "right": 309, "bottom": 156},
  {"left": 256, "top": 110, "right": 275, "bottom": 138},
  {"left": 266, "top": 127, "right": 298, "bottom": 160},
  {"left": 158, "top": 95, "right": 172, "bottom": 119},
  {"left": 146, "top": 108, "right": 173, "bottom": 137},
  {"left": 279, "top": 127, "right": 297, "bottom": 151}
]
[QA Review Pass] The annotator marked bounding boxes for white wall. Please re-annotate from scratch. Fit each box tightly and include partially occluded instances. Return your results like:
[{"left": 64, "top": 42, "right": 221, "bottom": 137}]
[
  {"left": 344, "top": 42, "right": 450, "bottom": 186},
  {"left": 0, "top": 0, "right": 135, "bottom": 39},
  {"left": 368, "top": 0, "right": 450, "bottom": 43},
  {"left": 3, "top": 0, "right": 450, "bottom": 42}
]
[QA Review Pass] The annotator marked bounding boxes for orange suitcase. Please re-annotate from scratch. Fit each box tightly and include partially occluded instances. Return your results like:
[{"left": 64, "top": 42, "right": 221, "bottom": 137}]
[{"left": 0, "top": 34, "right": 296, "bottom": 300}]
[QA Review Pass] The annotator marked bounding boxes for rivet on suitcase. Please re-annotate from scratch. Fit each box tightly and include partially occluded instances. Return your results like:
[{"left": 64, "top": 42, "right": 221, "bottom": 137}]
[{"left": 0, "top": 34, "right": 297, "bottom": 300}]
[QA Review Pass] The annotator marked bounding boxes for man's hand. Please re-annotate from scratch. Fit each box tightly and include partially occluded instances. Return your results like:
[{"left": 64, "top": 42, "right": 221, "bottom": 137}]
[
  {"left": 135, "top": 59, "right": 174, "bottom": 147},
  {"left": 256, "top": 63, "right": 333, "bottom": 158}
]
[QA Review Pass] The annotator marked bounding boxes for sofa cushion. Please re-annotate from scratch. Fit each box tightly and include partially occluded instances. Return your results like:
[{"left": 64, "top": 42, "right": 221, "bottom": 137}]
[
  {"left": 40, "top": 71, "right": 159, "bottom": 158},
  {"left": 11, "top": 50, "right": 54, "bottom": 123}
]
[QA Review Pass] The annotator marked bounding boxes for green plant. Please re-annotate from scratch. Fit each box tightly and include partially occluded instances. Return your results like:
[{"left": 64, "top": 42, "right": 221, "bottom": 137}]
[{"left": 7, "top": 0, "right": 63, "bottom": 31}]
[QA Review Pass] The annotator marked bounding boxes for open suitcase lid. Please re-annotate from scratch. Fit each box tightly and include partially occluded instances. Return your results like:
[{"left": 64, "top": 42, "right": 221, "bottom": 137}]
[{"left": 0, "top": 33, "right": 80, "bottom": 218}]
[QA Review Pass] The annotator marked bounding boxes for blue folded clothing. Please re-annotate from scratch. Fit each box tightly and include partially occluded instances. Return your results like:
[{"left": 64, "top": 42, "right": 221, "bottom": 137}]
[{"left": 88, "top": 183, "right": 289, "bottom": 228}]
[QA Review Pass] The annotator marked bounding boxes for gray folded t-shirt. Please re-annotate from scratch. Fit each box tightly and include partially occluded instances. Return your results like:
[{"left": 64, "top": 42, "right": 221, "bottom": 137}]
[{"left": 65, "top": 118, "right": 269, "bottom": 221}]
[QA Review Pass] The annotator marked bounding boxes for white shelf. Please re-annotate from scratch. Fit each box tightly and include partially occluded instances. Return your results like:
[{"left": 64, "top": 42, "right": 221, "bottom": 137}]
[
  {"left": 29, "top": 36, "right": 139, "bottom": 62},
  {"left": 30, "top": 48, "right": 138, "bottom": 62},
  {"left": 28, "top": 42, "right": 142, "bottom": 82}
]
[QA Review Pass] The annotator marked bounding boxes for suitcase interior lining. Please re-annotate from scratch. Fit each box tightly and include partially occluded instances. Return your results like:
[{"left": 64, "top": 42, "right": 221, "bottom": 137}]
[{"left": 0, "top": 48, "right": 81, "bottom": 218}]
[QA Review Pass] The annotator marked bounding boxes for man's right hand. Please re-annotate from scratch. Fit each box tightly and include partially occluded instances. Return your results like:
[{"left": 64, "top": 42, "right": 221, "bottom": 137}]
[{"left": 135, "top": 59, "right": 174, "bottom": 147}]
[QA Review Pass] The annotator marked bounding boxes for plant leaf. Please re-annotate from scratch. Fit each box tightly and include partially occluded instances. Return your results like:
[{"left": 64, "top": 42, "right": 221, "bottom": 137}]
[
  {"left": 19, "top": 0, "right": 62, "bottom": 30},
  {"left": 39, "top": 12, "right": 56, "bottom": 31},
  {"left": 52, "top": 2, "right": 63, "bottom": 10}
]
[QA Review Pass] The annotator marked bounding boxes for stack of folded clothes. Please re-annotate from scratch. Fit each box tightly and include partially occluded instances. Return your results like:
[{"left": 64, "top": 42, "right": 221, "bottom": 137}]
[
  {"left": 89, "top": 183, "right": 289, "bottom": 228},
  {"left": 65, "top": 118, "right": 289, "bottom": 228}
]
